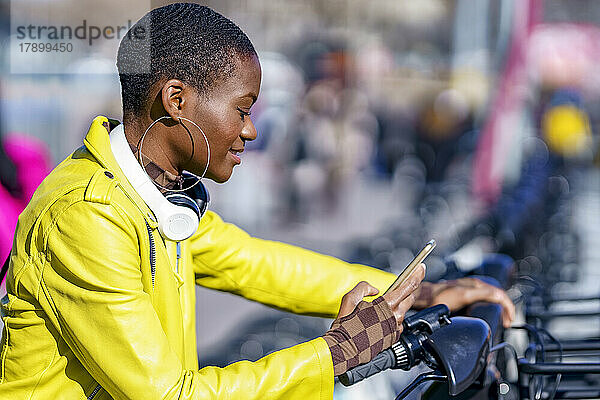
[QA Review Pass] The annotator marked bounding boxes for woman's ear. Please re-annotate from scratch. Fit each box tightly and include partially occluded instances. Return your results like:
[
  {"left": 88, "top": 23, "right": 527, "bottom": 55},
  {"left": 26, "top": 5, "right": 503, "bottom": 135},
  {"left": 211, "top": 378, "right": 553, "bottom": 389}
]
[{"left": 161, "top": 79, "right": 186, "bottom": 120}]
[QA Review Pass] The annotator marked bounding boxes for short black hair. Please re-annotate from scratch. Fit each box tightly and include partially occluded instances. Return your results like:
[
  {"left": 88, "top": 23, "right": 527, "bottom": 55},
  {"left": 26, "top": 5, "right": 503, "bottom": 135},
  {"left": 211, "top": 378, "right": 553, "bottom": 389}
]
[{"left": 117, "top": 3, "right": 256, "bottom": 118}]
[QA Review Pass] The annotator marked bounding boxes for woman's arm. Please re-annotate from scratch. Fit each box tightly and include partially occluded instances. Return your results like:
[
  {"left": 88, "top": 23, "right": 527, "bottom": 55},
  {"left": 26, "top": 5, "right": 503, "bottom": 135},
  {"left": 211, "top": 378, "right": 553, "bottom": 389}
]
[{"left": 190, "top": 211, "right": 396, "bottom": 318}]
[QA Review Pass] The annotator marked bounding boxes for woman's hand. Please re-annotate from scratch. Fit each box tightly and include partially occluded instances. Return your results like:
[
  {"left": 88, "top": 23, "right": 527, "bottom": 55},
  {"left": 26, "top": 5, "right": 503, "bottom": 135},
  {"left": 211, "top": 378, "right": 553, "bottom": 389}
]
[
  {"left": 324, "top": 264, "right": 426, "bottom": 376},
  {"left": 337, "top": 264, "right": 427, "bottom": 328},
  {"left": 414, "top": 278, "right": 515, "bottom": 328}
]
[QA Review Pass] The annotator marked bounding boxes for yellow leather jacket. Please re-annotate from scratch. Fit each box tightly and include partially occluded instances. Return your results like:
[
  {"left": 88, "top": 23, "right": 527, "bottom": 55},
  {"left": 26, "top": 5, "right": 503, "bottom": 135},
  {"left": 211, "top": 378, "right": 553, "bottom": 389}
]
[{"left": 0, "top": 116, "right": 395, "bottom": 400}]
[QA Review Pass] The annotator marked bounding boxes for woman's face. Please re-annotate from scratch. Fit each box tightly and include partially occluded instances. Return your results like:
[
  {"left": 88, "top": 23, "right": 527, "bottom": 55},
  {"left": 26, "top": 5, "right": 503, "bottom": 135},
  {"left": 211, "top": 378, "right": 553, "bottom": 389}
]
[{"left": 183, "top": 55, "right": 261, "bottom": 183}]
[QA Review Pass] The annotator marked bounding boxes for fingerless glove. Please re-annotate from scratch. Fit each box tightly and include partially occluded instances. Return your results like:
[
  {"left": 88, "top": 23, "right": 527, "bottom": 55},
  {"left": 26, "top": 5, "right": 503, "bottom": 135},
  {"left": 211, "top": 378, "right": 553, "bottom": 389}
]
[{"left": 323, "top": 296, "right": 400, "bottom": 376}]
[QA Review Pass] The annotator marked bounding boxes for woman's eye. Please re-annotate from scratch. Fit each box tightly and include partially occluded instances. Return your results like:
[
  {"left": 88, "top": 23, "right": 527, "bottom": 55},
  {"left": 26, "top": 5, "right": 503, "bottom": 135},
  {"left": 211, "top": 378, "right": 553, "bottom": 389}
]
[{"left": 237, "top": 107, "right": 251, "bottom": 121}]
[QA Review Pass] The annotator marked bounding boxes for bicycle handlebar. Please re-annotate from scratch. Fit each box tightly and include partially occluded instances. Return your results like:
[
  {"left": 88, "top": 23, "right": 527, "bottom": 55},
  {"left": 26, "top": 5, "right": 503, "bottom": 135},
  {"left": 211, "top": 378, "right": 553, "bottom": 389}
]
[
  {"left": 339, "top": 304, "right": 450, "bottom": 386},
  {"left": 339, "top": 348, "right": 396, "bottom": 386}
]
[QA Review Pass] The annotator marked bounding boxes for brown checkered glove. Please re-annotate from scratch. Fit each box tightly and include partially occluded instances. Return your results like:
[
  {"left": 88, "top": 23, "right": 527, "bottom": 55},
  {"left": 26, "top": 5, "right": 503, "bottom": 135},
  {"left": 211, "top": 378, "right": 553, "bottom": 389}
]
[{"left": 323, "top": 296, "right": 400, "bottom": 376}]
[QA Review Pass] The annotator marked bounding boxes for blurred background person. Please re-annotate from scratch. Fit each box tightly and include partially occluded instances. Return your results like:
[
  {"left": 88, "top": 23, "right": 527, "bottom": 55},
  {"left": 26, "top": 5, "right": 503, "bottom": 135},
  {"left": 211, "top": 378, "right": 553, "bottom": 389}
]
[{"left": 0, "top": 119, "right": 51, "bottom": 297}]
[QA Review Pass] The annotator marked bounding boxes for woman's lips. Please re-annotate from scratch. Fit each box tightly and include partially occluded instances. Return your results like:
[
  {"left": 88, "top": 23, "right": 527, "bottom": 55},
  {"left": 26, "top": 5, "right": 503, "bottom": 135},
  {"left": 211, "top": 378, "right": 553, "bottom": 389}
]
[{"left": 228, "top": 149, "right": 242, "bottom": 164}]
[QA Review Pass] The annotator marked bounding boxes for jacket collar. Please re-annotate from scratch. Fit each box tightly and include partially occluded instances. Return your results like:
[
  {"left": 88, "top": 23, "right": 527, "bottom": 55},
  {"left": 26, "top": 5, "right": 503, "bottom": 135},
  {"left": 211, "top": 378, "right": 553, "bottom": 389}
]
[
  {"left": 84, "top": 116, "right": 158, "bottom": 227},
  {"left": 83, "top": 116, "right": 121, "bottom": 171}
]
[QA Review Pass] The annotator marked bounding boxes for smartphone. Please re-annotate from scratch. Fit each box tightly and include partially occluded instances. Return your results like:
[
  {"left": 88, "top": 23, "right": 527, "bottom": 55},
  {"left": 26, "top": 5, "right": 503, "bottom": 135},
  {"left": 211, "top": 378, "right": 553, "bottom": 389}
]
[{"left": 384, "top": 239, "right": 436, "bottom": 295}]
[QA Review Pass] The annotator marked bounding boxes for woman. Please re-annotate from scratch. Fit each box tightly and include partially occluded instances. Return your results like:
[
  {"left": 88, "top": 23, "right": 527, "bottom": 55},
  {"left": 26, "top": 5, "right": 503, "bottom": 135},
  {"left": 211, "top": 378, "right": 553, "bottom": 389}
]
[{"left": 0, "top": 4, "right": 513, "bottom": 399}]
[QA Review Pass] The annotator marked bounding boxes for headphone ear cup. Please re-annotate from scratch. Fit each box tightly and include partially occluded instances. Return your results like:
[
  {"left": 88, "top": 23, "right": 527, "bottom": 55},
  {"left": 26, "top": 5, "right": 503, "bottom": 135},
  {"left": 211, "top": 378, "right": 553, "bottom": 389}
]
[
  {"left": 161, "top": 175, "right": 209, "bottom": 241},
  {"left": 181, "top": 172, "right": 210, "bottom": 218},
  {"left": 165, "top": 193, "right": 201, "bottom": 215},
  {"left": 160, "top": 195, "right": 200, "bottom": 241},
  {"left": 192, "top": 181, "right": 209, "bottom": 217}
]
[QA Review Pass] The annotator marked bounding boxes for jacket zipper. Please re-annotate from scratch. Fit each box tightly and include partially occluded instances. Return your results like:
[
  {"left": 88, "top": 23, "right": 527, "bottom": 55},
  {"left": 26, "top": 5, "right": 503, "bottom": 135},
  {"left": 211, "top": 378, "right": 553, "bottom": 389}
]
[
  {"left": 176, "top": 242, "right": 181, "bottom": 274},
  {"left": 145, "top": 220, "right": 156, "bottom": 288},
  {"left": 87, "top": 383, "right": 102, "bottom": 400}
]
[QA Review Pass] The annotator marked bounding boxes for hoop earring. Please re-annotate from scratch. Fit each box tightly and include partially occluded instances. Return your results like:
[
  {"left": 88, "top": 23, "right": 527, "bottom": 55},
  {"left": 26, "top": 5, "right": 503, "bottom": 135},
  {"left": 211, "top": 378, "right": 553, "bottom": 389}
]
[{"left": 137, "top": 115, "right": 211, "bottom": 193}]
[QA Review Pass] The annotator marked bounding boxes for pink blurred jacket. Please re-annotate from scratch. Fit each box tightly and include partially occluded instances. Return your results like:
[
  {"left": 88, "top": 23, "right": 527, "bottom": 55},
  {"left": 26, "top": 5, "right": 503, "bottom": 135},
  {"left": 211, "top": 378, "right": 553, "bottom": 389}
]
[{"left": 0, "top": 135, "right": 51, "bottom": 266}]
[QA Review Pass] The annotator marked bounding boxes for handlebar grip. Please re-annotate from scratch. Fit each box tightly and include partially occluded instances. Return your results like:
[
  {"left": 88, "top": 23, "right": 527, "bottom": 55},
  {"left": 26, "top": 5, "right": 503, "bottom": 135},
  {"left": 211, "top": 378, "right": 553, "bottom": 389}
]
[{"left": 338, "top": 348, "right": 396, "bottom": 386}]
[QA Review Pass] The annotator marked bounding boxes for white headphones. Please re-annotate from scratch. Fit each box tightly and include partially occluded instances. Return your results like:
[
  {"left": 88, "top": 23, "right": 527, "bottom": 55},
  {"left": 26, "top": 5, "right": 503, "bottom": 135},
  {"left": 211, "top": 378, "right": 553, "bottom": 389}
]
[{"left": 109, "top": 122, "right": 209, "bottom": 241}]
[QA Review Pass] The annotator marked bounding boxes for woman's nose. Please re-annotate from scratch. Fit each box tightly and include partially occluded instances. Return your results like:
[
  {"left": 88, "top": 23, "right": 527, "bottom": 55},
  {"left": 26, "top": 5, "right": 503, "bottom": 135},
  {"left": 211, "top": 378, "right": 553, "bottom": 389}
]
[{"left": 241, "top": 118, "right": 257, "bottom": 142}]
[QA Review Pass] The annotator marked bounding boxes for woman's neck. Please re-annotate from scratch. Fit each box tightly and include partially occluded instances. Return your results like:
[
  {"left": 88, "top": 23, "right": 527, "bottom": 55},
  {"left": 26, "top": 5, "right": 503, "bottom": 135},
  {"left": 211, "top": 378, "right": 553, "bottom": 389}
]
[{"left": 122, "top": 119, "right": 183, "bottom": 192}]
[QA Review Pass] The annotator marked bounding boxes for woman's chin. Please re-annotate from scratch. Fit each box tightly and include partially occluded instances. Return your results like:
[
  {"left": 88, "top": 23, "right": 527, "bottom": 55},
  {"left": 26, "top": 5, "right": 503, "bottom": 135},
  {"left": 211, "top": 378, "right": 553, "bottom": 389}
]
[{"left": 204, "top": 169, "right": 233, "bottom": 184}]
